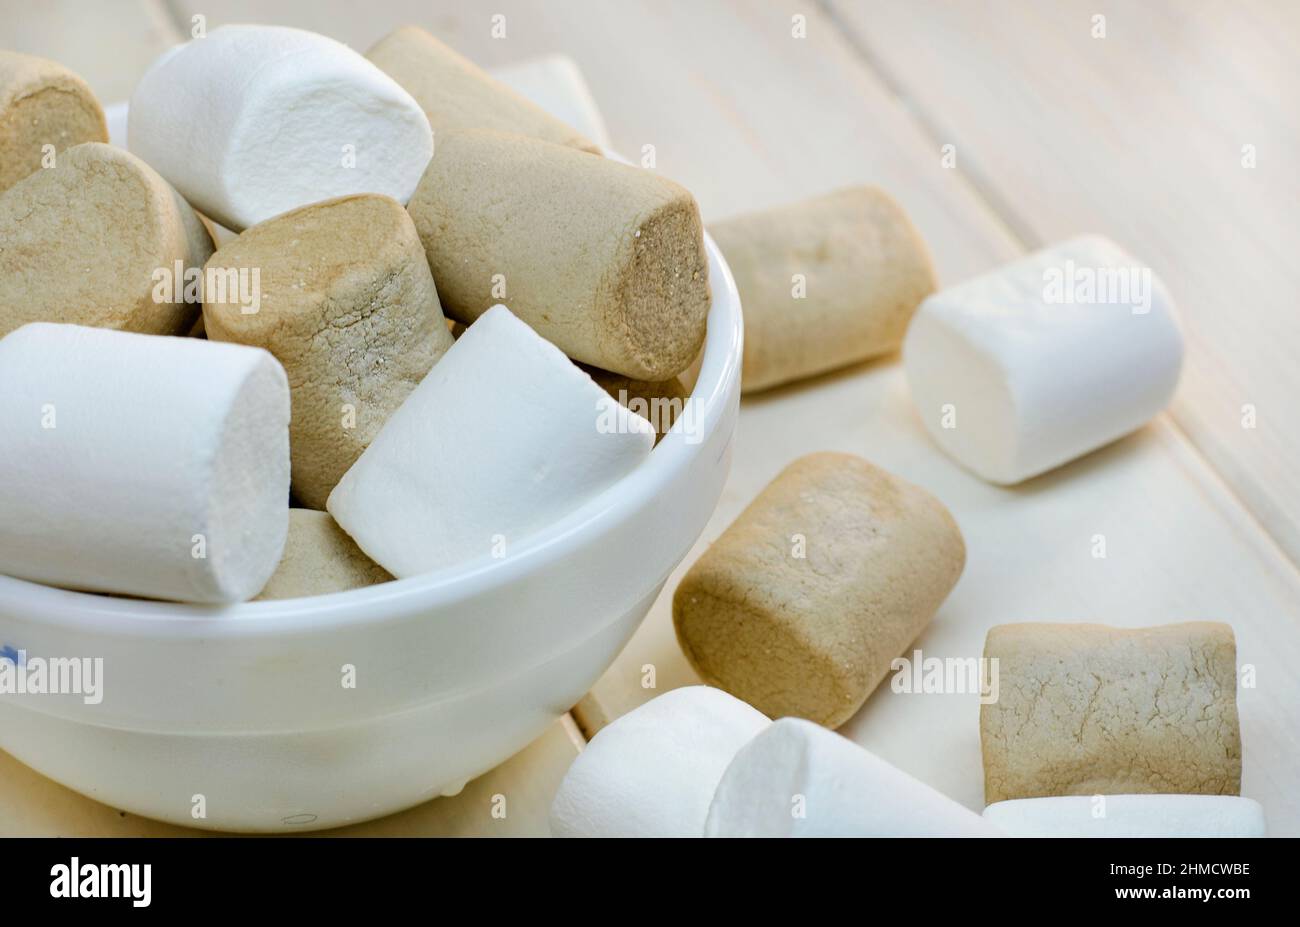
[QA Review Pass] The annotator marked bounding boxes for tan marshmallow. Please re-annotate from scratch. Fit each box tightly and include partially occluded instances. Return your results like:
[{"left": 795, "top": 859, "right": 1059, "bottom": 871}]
[
  {"left": 583, "top": 364, "right": 688, "bottom": 443},
  {"left": 0, "top": 143, "right": 211, "bottom": 339},
  {"left": 203, "top": 194, "right": 454, "bottom": 509},
  {"left": 408, "top": 130, "right": 710, "bottom": 380},
  {"left": 0, "top": 51, "right": 107, "bottom": 192},
  {"left": 980, "top": 622, "right": 1242, "bottom": 804},
  {"left": 256, "top": 509, "right": 392, "bottom": 600},
  {"left": 367, "top": 26, "right": 598, "bottom": 153},
  {"left": 710, "top": 187, "right": 936, "bottom": 393},
  {"left": 673, "top": 452, "right": 965, "bottom": 727}
]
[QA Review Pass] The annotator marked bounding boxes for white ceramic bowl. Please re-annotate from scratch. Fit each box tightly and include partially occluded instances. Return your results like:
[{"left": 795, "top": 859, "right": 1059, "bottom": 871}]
[{"left": 0, "top": 235, "right": 742, "bottom": 833}]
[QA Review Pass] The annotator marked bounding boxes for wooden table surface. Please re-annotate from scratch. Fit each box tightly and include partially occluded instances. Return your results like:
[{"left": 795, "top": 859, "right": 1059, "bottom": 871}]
[{"left": 2, "top": 0, "right": 1297, "bottom": 837}]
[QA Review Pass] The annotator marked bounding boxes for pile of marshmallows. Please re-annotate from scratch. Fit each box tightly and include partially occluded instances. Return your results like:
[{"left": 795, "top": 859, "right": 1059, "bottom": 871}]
[
  {"left": 0, "top": 24, "right": 708, "bottom": 603},
  {"left": 1, "top": 22, "right": 1261, "bottom": 838}
]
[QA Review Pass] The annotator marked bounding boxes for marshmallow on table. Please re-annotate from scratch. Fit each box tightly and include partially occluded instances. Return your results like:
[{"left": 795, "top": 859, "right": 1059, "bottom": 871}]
[
  {"left": 981, "top": 622, "right": 1241, "bottom": 804},
  {"left": 984, "top": 795, "right": 1266, "bottom": 838},
  {"left": 706, "top": 718, "right": 1002, "bottom": 837},
  {"left": 0, "top": 51, "right": 107, "bottom": 192},
  {"left": 710, "top": 186, "right": 937, "bottom": 393},
  {"left": 0, "top": 142, "right": 213, "bottom": 339},
  {"left": 0, "top": 324, "right": 289, "bottom": 604},
  {"left": 255, "top": 509, "right": 391, "bottom": 601},
  {"left": 128, "top": 25, "right": 432, "bottom": 232},
  {"left": 904, "top": 235, "right": 1183, "bottom": 484},
  {"left": 408, "top": 129, "right": 711, "bottom": 381},
  {"left": 490, "top": 54, "right": 611, "bottom": 150},
  {"left": 550, "top": 686, "right": 770, "bottom": 837},
  {"left": 203, "top": 194, "right": 454, "bottom": 509},
  {"left": 327, "top": 305, "right": 654, "bottom": 578},
  {"left": 367, "top": 26, "right": 598, "bottom": 153},
  {"left": 674, "top": 452, "right": 965, "bottom": 728}
]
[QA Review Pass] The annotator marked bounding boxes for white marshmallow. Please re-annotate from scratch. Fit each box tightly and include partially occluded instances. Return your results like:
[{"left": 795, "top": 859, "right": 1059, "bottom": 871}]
[
  {"left": 903, "top": 235, "right": 1183, "bottom": 484},
  {"left": 328, "top": 305, "right": 654, "bottom": 577},
  {"left": 706, "top": 718, "right": 1003, "bottom": 837},
  {"left": 984, "top": 795, "right": 1266, "bottom": 838},
  {"left": 0, "top": 323, "right": 290, "bottom": 603},
  {"left": 128, "top": 25, "right": 433, "bottom": 231},
  {"left": 103, "top": 100, "right": 129, "bottom": 148},
  {"left": 550, "top": 687, "right": 770, "bottom": 837},
  {"left": 490, "top": 54, "right": 611, "bottom": 150}
]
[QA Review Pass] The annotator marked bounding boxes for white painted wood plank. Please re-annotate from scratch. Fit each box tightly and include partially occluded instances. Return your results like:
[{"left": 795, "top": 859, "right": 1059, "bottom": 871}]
[
  {"left": 0, "top": 715, "right": 582, "bottom": 836},
  {"left": 0, "top": 0, "right": 180, "bottom": 102},
  {"left": 826, "top": 0, "right": 1300, "bottom": 565},
  {"left": 162, "top": 0, "right": 1023, "bottom": 279},
  {"left": 155, "top": 0, "right": 1300, "bottom": 833},
  {"left": 7, "top": 0, "right": 1296, "bottom": 836},
  {"left": 579, "top": 359, "right": 1300, "bottom": 831}
]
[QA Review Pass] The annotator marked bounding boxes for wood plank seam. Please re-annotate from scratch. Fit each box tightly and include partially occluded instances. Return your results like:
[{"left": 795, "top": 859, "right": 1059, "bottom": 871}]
[
  {"left": 815, "top": 0, "right": 1040, "bottom": 251},
  {"left": 815, "top": 0, "right": 1300, "bottom": 578}
]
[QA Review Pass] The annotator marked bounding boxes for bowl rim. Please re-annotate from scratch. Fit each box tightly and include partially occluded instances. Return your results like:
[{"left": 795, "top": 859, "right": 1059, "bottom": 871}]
[{"left": 0, "top": 232, "right": 743, "bottom": 638}]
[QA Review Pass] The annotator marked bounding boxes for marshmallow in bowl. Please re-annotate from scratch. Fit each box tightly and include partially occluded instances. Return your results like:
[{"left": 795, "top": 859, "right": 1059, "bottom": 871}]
[
  {"left": 255, "top": 509, "right": 392, "bottom": 601},
  {"left": 0, "top": 142, "right": 213, "bottom": 339},
  {"left": 983, "top": 795, "right": 1266, "bottom": 838},
  {"left": 128, "top": 24, "right": 433, "bottom": 232},
  {"left": 368, "top": 26, "right": 598, "bottom": 153},
  {"left": 903, "top": 235, "right": 1183, "bottom": 484},
  {"left": 202, "top": 194, "right": 455, "bottom": 510},
  {"left": 705, "top": 718, "right": 1002, "bottom": 837},
  {"left": 550, "top": 686, "right": 770, "bottom": 837},
  {"left": 0, "top": 51, "right": 107, "bottom": 192},
  {"left": 408, "top": 130, "right": 711, "bottom": 381},
  {"left": 490, "top": 54, "right": 611, "bottom": 150},
  {"left": 0, "top": 323, "right": 290, "bottom": 604},
  {"left": 327, "top": 305, "right": 655, "bottom": 577}
]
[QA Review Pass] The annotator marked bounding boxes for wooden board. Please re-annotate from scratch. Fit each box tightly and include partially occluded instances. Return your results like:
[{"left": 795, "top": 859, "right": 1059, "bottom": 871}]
[
  {"left": 0, "top": 715, "right": 582, "bottom": 836},
  {"left": 826, "top": 0, "right": 1300, "bottom": 566},
  {"left": 3, "top": 0, "right": 1298, "bottom": 836}
]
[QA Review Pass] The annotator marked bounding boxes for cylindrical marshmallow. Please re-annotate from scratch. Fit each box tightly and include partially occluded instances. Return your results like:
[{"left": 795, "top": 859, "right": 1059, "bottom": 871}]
[
  {"left": 983, "top": 795, "right": 1266, "bottom": 838},
  {"left": 0, "top": 51, "right": 107, "bottom": 192},
  {"left": 583, "top": 364, "right": 689, "bottom": 444},
  {"left": 327, "top": 305, "right": 654, "bottom": 578},
  {"left": 0, "top": 142, "right": 213, "bottom": 339},
  {"left": 203, "top": 194, "right": 454, "bottom": 509},
  {"left": 490, "top": 54, "right": 610, "bottom": 150},
  {"left": 255, "top": 509, "right": 391, "bottom": 601},
  {"left": 710, "top": 186, "right": 936, "bottom": 393},
  {"left": 103, "top": 100, "right": 129, "bottom": 149},
  {"left": 674, "top": 452, "right": 966, "bottom": 728},
  {"left": 904, "top": 235, "right": 1183, "bottom": 484},
  {"left": 706, "top": 718, "right": 1002, "bottom": 837},
  {"left": 407, "top": 129, "right": 711, "bottom": 381},
  {"left": 550, "top": 686, "right": 771, "bottom": 838},
  {"left": 128, "top": 25, "right": 433, "bottom": 231},
  {"left": 980, "top": 622, "right": 1242, "bottom": 804},
  {"left": 367, "top": 26, "right": 597, "bottom": 153},
  {"left": 0, "top": 323, "right": 290, "bottom": 603}
]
